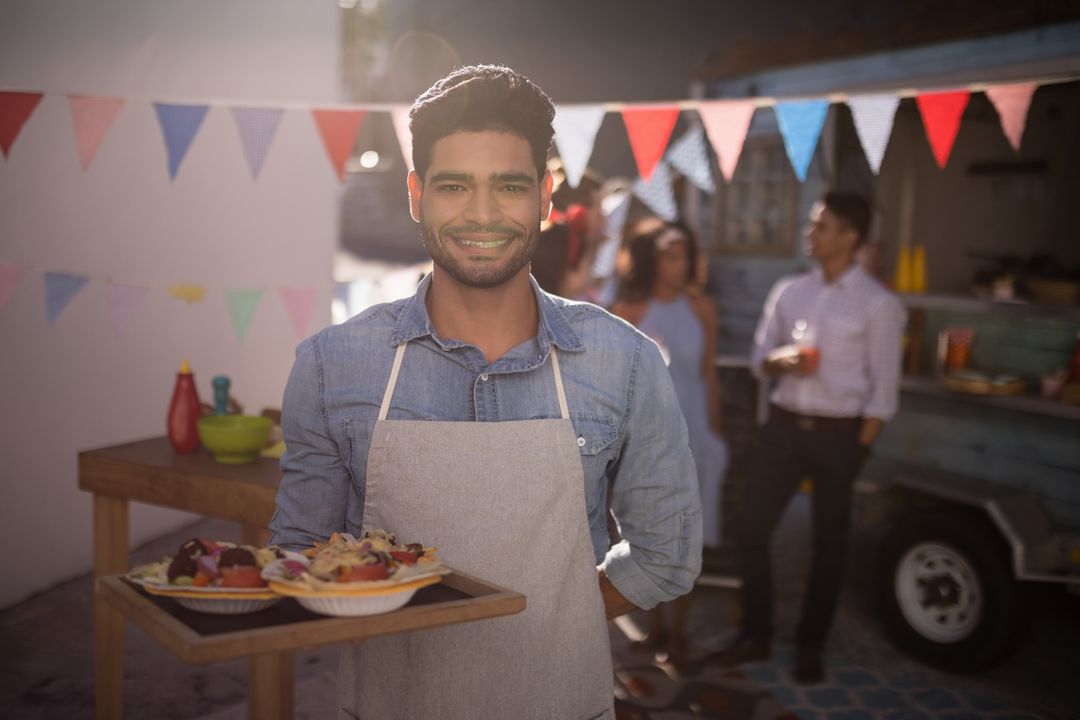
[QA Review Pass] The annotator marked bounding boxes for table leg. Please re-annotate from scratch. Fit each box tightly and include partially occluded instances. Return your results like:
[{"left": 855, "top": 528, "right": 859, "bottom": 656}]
[
  {"left": 248, "top": 651, "right": 294, "bottom": 720},
  {"left": 241, "top": 524, "right": 270, "bottom": 547},
  {"left": 93, "top": 495, "right": 129, "bottom": 720}
]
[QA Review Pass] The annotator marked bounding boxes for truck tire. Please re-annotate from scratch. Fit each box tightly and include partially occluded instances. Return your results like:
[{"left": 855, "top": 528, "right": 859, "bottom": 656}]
[{"left": 877, "top": 512, "right": 1022, "bottom": 672}]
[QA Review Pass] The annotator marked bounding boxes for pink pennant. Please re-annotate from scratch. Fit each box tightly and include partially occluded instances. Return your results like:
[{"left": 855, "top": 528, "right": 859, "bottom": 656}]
[
  {"left": 0, "top": 261, "right": 25, "bottom": 314},
  {"left": 311, "top": 109, "right": 366, "bottom": 181},
  {"left": 916, "top": 90, "right": 970, "bottom": 169},
  {"left": 390, "top": 106, "right": 413, "bottom": 170},
  {"left": 985, "top": 83, "right": 1036, "bottom": 152},
  {"left": 0, "top": 92, "right": 44, "bottom": 159},
  {"left": 697, "top": 100, "right": 757, "bottom": 182},
  {"left": 621, "top": 106, "right": 680, "bottom": 182},
  {"left": 67, "top": 96, "right": 125, "bottom": 171},
  {"left": 280, "top": 287, "right": 319, "bottom": 339},
  {"left": 106, "top": 283, "right": 149, "bottom": 335}
]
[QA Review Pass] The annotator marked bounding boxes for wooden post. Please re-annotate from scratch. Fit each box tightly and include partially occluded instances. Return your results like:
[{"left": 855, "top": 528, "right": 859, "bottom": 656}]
[
  {"left": 247, "top": 651, "right": 295, "bottom": 720},
  {"left": 93, "top": 495, "right": 129, "bottom": 720}
]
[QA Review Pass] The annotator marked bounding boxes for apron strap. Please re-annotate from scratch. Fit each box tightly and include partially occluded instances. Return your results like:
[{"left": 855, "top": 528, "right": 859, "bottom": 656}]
[
  {"left": 378, "top": 342, "right": 570, "bottom": 421},
  {"left": 378, "top": 342, "right": 408, "bottom": 421},
  {"left": 550, "top": 348, "right": 569, "bottom": 420}
]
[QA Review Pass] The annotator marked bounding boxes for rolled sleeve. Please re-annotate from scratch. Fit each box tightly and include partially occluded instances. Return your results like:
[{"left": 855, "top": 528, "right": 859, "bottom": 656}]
[
  {"left": 601, "top": 337, "right": 702, "bottom": 610},
  {"left": 862, "top": 295, "right": 906, "bottom": 421},
  {"left": 268, "top": 335, "right": 352, "bottom": 552}
]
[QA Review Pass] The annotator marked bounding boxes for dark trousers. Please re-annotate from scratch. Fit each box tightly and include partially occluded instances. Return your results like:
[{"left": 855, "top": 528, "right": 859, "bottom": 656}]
[{"left": 736, "top": 406, "right": 868, "bottom": 649}]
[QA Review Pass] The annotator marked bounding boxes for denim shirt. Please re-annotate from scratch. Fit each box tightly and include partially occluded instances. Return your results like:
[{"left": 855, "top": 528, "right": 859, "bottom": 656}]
[{"left": 269, "top": 274, "right": 702, "bottom": 610}]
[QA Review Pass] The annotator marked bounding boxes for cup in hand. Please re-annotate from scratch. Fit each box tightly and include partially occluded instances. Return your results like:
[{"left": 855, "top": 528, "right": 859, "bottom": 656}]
[{"left": 792, "top": 319, "right": 819, "bottom": 374}]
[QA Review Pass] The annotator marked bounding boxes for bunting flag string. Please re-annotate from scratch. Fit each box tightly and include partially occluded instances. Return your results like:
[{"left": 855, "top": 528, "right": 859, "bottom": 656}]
[
  {"left": 0, "top": 91, "right": 44, "bottom": 158},
  {"left": 698, "top": 100, "right": 756, "bottom": 183},
  {"left": 916, "top": 90, "right": 971, "bottom": 169},
  {"left": 553, "top": 105, "right": 607, "bottom": 188},
  {"left": 621, "top": 106, "right": 680, "bottom": 182},
  {"left": 154, "top": 102, "right": 210, "bottom": 180},
  {"left": 230, "top": 107, "right": 284, "bottom": 179},
  {"left": 0, "top": 258, "right": 327, "bottom": 341},
  {"left": 985, "top": 82, "right": 1036, "bottom": 152},
  {"left": 67, "top": 96, "right": 125, "bottom": 171},
  {"left": 848, "top": 94, "right": 900, "bottom": 174},
  {"left": 775, "top": 99, "right": 830, "bottom": 182}
]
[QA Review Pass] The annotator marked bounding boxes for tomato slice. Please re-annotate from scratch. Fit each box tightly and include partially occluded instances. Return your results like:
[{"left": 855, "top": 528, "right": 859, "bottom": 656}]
[
  {"left": 219, "top": 565, "right": 267, "bottom": 588},
  {"left": 337, "top": 563, "right": 389, "bottom": 582},
  {"left": 389, "top": 550, "right": 418, "bottom": 566}
]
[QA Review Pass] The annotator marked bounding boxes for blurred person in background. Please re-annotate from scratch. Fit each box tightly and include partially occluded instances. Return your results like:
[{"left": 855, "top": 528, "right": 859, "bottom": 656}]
[{"left": 611, "top": 217, "right": 728, "bottom": 667}]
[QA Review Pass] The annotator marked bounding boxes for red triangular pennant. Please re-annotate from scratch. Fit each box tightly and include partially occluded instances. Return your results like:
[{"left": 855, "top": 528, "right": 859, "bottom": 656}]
[
  {"left": 311, "top": 109, "right": 366, "bottom": 182},
  {"left": 916, "top": 90, "right": 970, "bottom": 169},
  {"left": 0, "top": 92, "right": 44, "bottom": 158},
  {"left": 621, "top": 106, "right": 680, "bottom": 182}
]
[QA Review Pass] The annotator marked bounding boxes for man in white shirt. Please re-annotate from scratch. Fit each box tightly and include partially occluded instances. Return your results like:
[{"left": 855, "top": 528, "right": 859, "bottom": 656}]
[{"left": 710, "top": 192, "right": 905, "bottom": 683}]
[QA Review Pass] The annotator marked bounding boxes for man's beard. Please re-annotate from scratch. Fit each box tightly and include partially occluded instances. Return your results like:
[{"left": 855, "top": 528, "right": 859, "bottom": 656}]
[{"left": 420, "top": 216, "right": 540, "bottom": 289}]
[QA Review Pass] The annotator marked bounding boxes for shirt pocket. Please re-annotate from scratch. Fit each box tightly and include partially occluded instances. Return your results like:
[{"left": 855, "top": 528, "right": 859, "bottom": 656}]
[
  {"left": 570, "top": 414, "right": 618, "bottom": 517},
  {"left": 344, "top": 416, "right": 377, "bottom": 486}
]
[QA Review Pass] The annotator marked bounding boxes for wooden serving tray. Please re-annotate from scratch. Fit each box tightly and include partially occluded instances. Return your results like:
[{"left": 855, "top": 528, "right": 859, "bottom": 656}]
[{"left": 96, "top": 570, "right": 525, "bottom": 665}]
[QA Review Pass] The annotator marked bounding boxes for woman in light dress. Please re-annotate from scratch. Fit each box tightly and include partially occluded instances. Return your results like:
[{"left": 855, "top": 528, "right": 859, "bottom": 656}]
[{"left": 611, "top": 218, "right": 728, "bottom": 666}]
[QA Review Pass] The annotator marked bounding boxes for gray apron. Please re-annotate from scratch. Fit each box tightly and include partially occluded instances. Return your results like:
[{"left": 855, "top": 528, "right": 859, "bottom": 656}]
[{"left": 339, "top": 342, "right": 615, "bottom": 720}]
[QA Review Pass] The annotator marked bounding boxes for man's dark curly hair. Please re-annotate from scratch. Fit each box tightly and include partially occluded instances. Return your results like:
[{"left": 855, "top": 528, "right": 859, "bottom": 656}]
[{"left": 409, "top": 65, "right": 555, "bottom": 181}]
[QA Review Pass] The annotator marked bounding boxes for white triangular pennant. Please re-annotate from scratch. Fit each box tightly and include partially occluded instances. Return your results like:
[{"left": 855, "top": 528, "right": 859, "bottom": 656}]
[
  {"left": 632, "top": 161, "right": 677, "bottom": 222},
  {"left": 666, "top": 126, "right": 714, "bottom": 193},
  {"left": 230, "top": 107, "right": 285, "bottom": 178},
  {"left": 552, "top": 105, "right": 606, "bottom": 187},
  {"left": 848, "top": 94, "right": 900, "bottom": 174}
]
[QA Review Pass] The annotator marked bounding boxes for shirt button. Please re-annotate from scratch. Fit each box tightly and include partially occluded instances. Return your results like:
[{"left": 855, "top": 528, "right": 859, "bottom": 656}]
[
  {"left": 480, "top": 374, "right": 489, "bottom": 382},
  {"left": 577, "top": 436, "right": 586, "bottom": 448}
]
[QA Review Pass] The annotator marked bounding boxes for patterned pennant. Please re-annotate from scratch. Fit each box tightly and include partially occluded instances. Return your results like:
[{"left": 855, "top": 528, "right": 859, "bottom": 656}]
[
  {"left": 44, "top": 272, "right": 89, "bottom": 325},
  {"left": 916, "top": 90, "right": 970, "bottom": 169},
  {"left": 390, "top": 106, "right": 413, "bottom": 170},
  {"left": 168, "top": 284, "right": 207, "bottom": 303},
  {"left": 0, "top": 92, "right": 44, "bottom": 159},
  {"left": 632, "top": 161, "right": 678, "bottom": 221},
  {"left": 985, "top": 83, "right": 1036, "bottom": 152},
  {"left": 621, "top": 106, "right": 680, "bottom": 182},
  {"left": 67, "top": 96, "right": 124, "bottom": 171},
  {"left": 697, "top": 100, "right": 756, "bottom": 182},
  {"left": 665, "top": 126, "right": 714, "bottom": 193},
  {"left": 226, "top": 289, "right": 264, "bottom": 343},
  {"left": 775, "top": 100, "right": 830, "bottom": 182},
  {"left": 280, "top": 287, "right": 319, "bottom": 339},
  {"left": 847, "top": 94, "right": 900, "bottom": 174},
  {"left": 153, "top": 103, "right": 210, "bottom": 180},
  {"left": 230, "top": 107, "right": 285, "bottom": 178},
  {"left": 553, "top": 105, "right": 606, "bottom": 188},
  {"left": 312, "top": 109, "right": 366, "bottom": 181},
  {"left": 591, "top": 192, "right": 631, "bottom": 279},
  {"left": 0, "top": 261, "right": 26, "bottom": 314},
  {"left": 106, "top": 283, "right": 149, "bottom": 335}
]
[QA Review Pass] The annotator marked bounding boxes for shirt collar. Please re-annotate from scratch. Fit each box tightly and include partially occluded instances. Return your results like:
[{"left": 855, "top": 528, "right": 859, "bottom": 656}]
[
  {"left": 391, "top": 273, "right": 585, "bottom": 353},
  {"left": 812, "top": 262, "right": 864, "bottom": 289}
]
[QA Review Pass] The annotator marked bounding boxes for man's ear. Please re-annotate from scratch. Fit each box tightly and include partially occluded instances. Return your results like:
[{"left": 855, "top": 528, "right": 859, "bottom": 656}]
[
  {"left": 539, "top": 171, "right": 554, "bottom": 222},
  {"left": 407, "top": 170, "right": 423, "bottom": 223}
]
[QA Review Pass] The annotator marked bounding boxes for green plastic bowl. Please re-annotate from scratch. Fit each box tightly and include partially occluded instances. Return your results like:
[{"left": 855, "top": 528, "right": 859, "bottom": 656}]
[{"left": 196, "top": 415, "right": 273, "bottom": 464}]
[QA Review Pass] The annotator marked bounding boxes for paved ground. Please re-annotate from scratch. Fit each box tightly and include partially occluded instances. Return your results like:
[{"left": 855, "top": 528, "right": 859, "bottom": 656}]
[{"left": 3, "top": 495, "right": 1078, "bottom": 719}]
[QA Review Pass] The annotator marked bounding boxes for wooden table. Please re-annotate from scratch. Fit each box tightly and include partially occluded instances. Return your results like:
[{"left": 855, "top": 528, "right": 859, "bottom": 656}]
[{"left": 78, "top": 436, "right": 526, "bottom": 719}]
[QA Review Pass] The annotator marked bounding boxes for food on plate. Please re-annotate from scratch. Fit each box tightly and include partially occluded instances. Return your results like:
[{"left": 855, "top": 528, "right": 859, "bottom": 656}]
[
  {"left": 130, "top": 538, "right": 283, "bottom": 591},
  {"left": 265, "top": 529, "right": 446, "bottom": 592}
]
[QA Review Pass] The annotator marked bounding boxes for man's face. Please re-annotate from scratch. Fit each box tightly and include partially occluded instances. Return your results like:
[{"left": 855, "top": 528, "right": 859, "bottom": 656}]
[
  {"left": 804, "top": 203, "right": 857, "bottom": 263},
  {"left": 408, "top": 131, "right": 552, "bottom": 289}
]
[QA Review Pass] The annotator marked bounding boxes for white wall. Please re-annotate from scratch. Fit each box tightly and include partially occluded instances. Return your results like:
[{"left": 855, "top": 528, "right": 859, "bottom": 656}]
[{"left": 0, "top": 0, "right": 343, "bottom": 608}]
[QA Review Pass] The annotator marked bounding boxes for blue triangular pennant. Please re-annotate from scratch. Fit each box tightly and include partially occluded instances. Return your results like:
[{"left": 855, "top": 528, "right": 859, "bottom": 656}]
[
  {"left": 230, "top": 107, "right": 284, "bottom": 178},
  {"left": 632, "top": 161, "right": 678, "bottom": 221},
  {"left": 153, "top": 103, "right": 210, "bottom": 180},
  {"left": 44, "top": 272, "right": 89, "bottom": 325},
  {"left": 775, "top": 100, "right": 830, "bottom": 182},
  {"left": 665, "top": 126, "right": 714, "bottom": 193}
]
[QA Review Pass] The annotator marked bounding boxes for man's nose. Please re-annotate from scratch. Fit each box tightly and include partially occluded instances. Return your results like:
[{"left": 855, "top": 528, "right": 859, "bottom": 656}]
[{"left": 463, "top": 189, "right": 502, "bottom": 224}]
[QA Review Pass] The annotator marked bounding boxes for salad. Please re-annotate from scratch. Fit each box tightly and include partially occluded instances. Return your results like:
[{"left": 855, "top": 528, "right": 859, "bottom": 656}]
[{"left": 129, "top": 538, "right": 283, "bottom": 591}]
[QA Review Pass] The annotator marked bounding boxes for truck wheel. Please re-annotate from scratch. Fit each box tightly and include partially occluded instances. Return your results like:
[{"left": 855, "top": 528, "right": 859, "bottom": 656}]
[{"left": 877, "top": 513, "right": 1022, "bottom": 672}]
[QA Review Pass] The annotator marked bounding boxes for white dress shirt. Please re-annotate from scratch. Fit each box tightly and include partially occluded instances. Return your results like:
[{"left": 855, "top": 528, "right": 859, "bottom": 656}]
[{"left": 751, "top": 264, "right": 906, "bottom": 421}]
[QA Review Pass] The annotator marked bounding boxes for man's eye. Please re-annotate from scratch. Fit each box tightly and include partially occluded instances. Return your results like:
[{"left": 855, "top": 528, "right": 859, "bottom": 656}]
[
  {"left": 501, "top": 185, "right": 527, "bottom": 193},
  {"left": 437, "top": 184, "right": 466, "bottom": 192}
]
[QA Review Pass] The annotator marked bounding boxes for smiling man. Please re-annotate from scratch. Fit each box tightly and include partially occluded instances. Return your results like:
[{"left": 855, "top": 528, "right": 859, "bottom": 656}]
[{"left": 269, "top": 65, "right": 702, "bottom": 719}]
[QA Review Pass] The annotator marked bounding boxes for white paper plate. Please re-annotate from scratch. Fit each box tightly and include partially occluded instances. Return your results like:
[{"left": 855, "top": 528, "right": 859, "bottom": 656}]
[
  {"left": 292, "top": 587, "right": 421, "bottom": 617},
  {"left": 174, "top": 596, "right": 281, "bottom": 615}
]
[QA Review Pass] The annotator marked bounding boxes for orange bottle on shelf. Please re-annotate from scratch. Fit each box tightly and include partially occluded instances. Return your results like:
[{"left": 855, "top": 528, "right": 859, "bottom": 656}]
[
  {"left": 167, "top": 359, "right": 201, "bottom": 454},
  {"left": 894, "top": 245, "right": 913, "bottom": 293}
]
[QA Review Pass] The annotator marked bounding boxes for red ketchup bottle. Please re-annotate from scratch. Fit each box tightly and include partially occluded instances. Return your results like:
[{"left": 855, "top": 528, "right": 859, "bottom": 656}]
[{"left": 167, "top": 359, "right": 201, "bottom": 453}]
